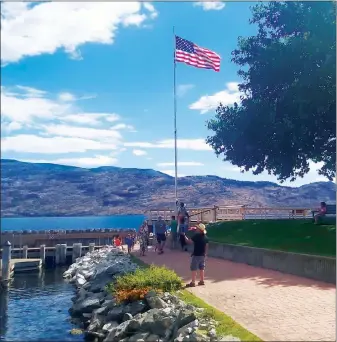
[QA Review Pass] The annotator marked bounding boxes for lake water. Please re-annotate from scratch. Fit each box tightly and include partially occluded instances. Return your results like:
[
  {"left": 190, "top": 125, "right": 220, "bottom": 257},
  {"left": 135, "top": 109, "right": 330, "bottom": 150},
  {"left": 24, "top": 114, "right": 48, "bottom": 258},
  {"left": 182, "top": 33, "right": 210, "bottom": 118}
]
[
  {"left": 1, "top": 215, "right": 145, "bottom": 232},
  {"left": 0, "top": 267, "right": 83, "bottom": 341}
]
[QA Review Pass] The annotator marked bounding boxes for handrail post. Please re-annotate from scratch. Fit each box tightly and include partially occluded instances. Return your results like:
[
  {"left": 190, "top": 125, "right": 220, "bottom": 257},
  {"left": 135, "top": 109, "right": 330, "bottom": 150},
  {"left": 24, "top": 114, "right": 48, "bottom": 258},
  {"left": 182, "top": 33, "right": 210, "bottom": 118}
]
[
  {"left": 2, "top": 241, "right": 12, "bottom": 282},
  {"left": 22, "top": 245, "right": 28, "bottom": 259}
]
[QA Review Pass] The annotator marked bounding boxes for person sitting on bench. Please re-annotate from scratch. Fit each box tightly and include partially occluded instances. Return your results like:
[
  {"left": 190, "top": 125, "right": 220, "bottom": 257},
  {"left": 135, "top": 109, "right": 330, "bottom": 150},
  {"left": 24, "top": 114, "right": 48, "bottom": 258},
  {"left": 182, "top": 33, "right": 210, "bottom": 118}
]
[{"left": 313, "top": 202, "right": 327, "bottom": 224}]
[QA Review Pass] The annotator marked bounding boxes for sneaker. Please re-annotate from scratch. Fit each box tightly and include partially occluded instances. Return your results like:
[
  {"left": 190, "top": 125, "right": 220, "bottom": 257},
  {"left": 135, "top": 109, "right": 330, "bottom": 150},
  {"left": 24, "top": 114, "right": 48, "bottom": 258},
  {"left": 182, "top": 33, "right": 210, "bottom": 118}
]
[
  {"left": 185, "top": 282, "right": 196, "bottom": 288},
  {"left": 198, "top": 281, "right": 205, "bottom": 286}
]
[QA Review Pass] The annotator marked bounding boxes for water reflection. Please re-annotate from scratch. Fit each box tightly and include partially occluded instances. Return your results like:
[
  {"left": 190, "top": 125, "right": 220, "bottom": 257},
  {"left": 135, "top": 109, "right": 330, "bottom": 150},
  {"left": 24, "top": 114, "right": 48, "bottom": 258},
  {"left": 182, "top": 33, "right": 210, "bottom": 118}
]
[{"left": 0, "top": 267, "right": 83, "bottom": 341}]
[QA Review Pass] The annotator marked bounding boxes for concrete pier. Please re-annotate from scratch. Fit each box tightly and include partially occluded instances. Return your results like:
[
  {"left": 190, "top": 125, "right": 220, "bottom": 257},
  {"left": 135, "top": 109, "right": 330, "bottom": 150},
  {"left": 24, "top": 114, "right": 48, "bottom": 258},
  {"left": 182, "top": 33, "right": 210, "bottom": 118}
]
[
  {"left": 40, "top": 245, "right": 46, "bottom": 265},
  {"left": 72, "top": 243, "right": 82, "bottom": 262},
  {"left": 55, "top": 244, "right": 67, "bottom": 265},
  {"left": 23, "top": 245, "right": 28, "bottom": 259},
  {"left": 1, "top": 241, "right": 12, "bottom": 283},
  {"left": 89, "top": 243, "right": 95, "bottom": 253}
]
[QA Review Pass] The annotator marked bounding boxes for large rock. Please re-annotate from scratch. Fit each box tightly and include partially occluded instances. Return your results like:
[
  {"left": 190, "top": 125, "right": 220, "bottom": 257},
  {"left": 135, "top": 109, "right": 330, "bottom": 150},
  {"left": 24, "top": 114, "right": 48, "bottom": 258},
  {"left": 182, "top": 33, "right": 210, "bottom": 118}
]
[
  {"left": 104, "top": 319, "right": 141, "bottom": 342},
  {"left": 102, "top": 322, "right": 119, "bottom": 333},
  {"left": 124, "top": 301, "right": 148, "bottom": 316},
  {"left": 72, "top": 298, "right": 101, "bottom": 315},
  {"left": 146, "top": 296, "right": 167, "bottom": 310},
  {"left": 140, "top": 308, "right": 175, "bottom": 337},
  {"left": 106, "top": 306, "right": 125, "bottom": 322},
  {"left": 129, "top": 332, "right": 149, "bottom": 342},
  {"left": 178, "top": 309, "right": 196, "bottom": 329}
]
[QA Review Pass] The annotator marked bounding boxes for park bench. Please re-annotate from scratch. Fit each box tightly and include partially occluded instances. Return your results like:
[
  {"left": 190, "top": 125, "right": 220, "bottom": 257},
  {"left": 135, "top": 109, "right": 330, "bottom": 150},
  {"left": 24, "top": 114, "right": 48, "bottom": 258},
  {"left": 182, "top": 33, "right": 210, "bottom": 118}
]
[{"left": 311, "top": 204, "right": 336, "bottom": 224}]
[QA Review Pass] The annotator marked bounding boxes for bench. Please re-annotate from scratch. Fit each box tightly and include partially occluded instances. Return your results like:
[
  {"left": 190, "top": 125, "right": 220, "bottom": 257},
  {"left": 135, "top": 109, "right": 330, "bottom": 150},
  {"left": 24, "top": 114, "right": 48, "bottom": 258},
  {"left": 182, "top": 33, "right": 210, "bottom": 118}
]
[{"left": 312, "top": 204, "right": 336, "bottom": 224}]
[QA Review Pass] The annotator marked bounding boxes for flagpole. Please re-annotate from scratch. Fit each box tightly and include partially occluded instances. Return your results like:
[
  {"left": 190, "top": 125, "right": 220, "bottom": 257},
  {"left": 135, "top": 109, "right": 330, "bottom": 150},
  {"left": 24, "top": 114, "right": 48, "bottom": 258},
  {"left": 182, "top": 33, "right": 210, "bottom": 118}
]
[{"left": 173, "top": 26, "right": 178, "bottom": 202}]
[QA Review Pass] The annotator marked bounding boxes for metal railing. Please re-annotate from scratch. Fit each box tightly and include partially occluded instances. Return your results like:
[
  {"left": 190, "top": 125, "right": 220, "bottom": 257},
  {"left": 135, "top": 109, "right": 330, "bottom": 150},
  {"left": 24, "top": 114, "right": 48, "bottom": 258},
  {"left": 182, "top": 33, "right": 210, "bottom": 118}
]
[{"left": 146, "top": 205, "right": 312, "bottom": 223}]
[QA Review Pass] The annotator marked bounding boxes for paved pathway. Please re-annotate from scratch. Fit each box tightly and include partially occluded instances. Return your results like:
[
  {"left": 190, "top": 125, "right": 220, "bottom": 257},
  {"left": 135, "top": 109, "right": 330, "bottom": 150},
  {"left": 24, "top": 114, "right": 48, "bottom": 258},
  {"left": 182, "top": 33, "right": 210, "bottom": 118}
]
[{"left": 134, "top": 247, "right": 335, "bottom": 341}]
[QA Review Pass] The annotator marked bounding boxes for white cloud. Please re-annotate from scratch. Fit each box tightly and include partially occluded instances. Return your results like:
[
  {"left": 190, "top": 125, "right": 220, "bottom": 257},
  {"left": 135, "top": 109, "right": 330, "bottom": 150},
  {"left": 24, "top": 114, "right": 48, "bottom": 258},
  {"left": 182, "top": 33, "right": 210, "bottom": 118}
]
[
  {"left": 132, "top": 149, "right": 147, "bottom": 156},
  {"left": 16, "top": 86, "right": 46, "bottom": 98},
  {"left": 58, "top": 92, "right": 76, "bottom": 102},
  {"left": 177, "top": 84, "right": 195, "bottom": 97},
  {"left": 157, "top": 162, "right": 204, "bottom": 167},
  {"left": 111, "top": 123, "right": 136, "bottom": 132},
  {"left": 22, "top": 155, "right": 118, "bottom": 168},
  {"left": 159, "top": 170, "right": 186, "bottom": 177},
  {"left": 61, "top": 113, "right": 119, "bottom": 126},
  {"left": 2, "top": 121, "right": 23, "bottom": 133},
  {"left": 143, "top": 2, "right": 158, "bottom": 19},
  {"left": 124, "top": 139, "right": 211, "bottom": 151},
  {"left": 1, "top": 135, "right": 118, "bottom": 154},
  {"left": 221, "top": 165, "right": 242, "bottom": 172},
  {"left": 1, "top": 2, "right": 158, "bottom": 64},
  {"left": 1, "top": 85, "right": 130, "bottom": 131},
  {"left": 189, "top": 82, "right": 240, "bottom": 114},
  {"left": 42, "top": 124, "right": 122, "bottom": 141},
  {"left": 1, "top": 86, "right": 70, "bottom": 123},
  {"left": 194, "top": 2, "right": 225, "bottom": 11}
]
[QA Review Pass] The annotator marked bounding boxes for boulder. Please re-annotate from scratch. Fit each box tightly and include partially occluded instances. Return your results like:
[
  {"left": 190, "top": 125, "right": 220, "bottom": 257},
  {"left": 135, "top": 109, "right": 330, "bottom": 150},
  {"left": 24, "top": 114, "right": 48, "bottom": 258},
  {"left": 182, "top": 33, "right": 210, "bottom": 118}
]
[
  {"left": 104, "top": 319, "right": 141, "bottom": 342},
  {"left": 129, "top": 332, "right": 149, "bottom": 342},
  {"left": 124, "top": 300, "right": 147, "bottom": 316},
  {"left": 178, "top": 309, "right": 196, "bottom": 329},
  {"left": 140, "top": 309, "right": 174, "bottom": 337},
  {"left": 102, "top": 322, "right": 119, "bottom": 333},
  {"left": 72, "top": 298, "right": 101, "bottom": 315},
  {"left": 146, "top": 334, "right": 161, "bottom": 342},
  {"left": 123, "top": 313, "right": 133, "bottom": 322},
  {"left": 146, "top": 296, "right": 167, "bottom": 310},
  {"left": 87, "top": 313, "right": 105, "bottom": 332},
  {"left": 106, "top": 306, "right": 125, "bottom": 322}
]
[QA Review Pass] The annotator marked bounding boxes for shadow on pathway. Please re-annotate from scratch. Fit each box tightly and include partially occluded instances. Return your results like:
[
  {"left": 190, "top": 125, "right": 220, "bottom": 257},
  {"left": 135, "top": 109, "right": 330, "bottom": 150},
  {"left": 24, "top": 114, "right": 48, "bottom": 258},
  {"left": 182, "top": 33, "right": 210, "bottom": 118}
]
[{"left": 133, "top": 246, "right": 335, "bottom": 341}]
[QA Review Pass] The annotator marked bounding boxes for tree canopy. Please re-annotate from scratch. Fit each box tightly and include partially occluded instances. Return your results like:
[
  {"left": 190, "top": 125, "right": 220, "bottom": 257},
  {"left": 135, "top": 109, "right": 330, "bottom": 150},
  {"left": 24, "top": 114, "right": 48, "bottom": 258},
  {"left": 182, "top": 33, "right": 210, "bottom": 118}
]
[{"left": 206, "top": 1, "right": 336, "bottom": 182}]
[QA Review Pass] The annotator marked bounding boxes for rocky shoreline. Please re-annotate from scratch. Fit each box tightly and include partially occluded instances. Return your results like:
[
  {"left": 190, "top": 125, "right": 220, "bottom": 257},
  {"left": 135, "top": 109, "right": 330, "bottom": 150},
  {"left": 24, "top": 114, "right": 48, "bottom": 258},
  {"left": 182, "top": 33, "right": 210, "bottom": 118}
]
[{"left": 63, "top": 247, "right": 240, "bottom": 342}]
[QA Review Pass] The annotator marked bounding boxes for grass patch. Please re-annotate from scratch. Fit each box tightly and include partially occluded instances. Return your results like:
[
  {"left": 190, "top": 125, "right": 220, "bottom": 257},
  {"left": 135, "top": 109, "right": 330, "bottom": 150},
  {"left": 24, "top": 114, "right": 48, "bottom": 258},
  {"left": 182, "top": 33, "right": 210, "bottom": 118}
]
[
  {"left": 177, "top": 290, "right": 261, "bottom": 341},
  {"left": 130, "top": 254, "right": 262, "bottom": 341},
  {"left": 107, "top": 261, "right": 182, "bottom": 302},
  {"left": 205, "top": 219, "right": 336, "bottom": 257}
]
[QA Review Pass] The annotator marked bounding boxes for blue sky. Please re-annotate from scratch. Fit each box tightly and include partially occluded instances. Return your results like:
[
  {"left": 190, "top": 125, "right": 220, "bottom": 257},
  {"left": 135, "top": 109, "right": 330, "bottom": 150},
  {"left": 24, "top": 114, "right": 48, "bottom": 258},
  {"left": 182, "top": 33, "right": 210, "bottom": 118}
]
[{"left": 1, "top": 1, "right": 328, "bottom": 186}]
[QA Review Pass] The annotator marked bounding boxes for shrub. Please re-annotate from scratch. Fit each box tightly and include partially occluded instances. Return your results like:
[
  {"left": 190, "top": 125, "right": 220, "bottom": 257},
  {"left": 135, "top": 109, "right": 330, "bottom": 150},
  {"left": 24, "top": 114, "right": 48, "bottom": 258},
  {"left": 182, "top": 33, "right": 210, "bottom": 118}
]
[
  {"left": 115, "top": 287, "right": 153, "bottom": 303},
  {"left": 108, "top": 265, "right": 183, "bottom": 299}
]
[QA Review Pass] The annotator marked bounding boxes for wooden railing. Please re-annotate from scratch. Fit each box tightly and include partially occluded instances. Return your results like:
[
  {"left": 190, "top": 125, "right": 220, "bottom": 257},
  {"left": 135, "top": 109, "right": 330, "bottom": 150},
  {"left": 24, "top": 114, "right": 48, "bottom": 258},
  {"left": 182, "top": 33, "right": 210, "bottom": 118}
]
[{"left": 146, "top": 205, "right": 312, "bottom": 223}]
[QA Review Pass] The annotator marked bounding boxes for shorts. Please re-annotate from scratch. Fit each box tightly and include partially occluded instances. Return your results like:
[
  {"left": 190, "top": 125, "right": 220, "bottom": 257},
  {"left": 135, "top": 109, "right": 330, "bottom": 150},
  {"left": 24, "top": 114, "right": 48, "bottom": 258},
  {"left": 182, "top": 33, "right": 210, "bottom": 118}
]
[
  {"left": 171, "top": 232, "right": 178, "bottom": 241},
  {"left": 179, "top": 224, "right": 186, "bottom": 234},
  {"left": 156, "top": 233, "right": 166, "bottom": 243},
  {"left": 190, "top": 255, "right": 206, "bottom": 271}
]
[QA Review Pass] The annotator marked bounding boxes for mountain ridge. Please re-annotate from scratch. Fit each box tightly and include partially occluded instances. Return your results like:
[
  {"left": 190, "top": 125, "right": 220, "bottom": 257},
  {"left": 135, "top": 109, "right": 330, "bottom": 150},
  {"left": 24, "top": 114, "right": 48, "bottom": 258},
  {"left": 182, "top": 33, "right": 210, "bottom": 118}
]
[{"left": 1, "top": 159, "right": 335, "bottom": 217}]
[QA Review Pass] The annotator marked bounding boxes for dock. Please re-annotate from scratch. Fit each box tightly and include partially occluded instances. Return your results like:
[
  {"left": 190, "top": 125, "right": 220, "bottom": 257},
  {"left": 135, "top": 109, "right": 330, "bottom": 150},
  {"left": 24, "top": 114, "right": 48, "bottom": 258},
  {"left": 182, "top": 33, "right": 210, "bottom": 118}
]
[
  {"left": 0, "top": 258, "right": 42, "bottom": 275},
  {"left": 0, "top": 242, "right": 104, "bottom": 286}
]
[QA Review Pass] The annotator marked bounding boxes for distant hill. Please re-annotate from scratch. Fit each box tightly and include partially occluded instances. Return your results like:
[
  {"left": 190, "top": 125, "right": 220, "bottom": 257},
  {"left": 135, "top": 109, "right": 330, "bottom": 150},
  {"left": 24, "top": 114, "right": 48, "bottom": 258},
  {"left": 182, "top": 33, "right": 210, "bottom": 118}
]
[{"left": 1, "top": 159, "right": 335, "bottom": 217}]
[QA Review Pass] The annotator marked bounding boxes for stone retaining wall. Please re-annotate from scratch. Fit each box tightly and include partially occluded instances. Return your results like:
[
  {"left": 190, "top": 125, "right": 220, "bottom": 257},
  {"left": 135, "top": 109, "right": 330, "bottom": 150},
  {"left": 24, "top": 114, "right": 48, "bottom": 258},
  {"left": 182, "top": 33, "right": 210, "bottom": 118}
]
[{"left": 182, "top": 241, "right": 336, "bottom": 284}]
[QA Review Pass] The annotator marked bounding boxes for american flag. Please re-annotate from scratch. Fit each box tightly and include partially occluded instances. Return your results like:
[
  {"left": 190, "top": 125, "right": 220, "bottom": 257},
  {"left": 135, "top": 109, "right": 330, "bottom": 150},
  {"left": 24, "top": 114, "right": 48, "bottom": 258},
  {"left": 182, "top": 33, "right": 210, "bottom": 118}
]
[{"left": 175, "top": 36, "right": 221, "bottom": 72}]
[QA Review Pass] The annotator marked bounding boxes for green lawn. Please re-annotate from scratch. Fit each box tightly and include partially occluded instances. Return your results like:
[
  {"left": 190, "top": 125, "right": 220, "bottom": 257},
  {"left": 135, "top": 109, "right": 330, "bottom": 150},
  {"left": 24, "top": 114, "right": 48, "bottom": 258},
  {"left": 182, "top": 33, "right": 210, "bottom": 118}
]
[{"left": 204, "top": 219, "right": 336, "bottom": 257}]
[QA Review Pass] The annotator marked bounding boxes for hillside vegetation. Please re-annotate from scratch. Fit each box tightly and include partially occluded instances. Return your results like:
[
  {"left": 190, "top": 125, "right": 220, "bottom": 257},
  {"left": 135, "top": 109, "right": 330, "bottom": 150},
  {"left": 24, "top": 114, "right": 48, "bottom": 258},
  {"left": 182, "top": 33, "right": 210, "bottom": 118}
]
[{"left": 1, "top": 159, "right": 336, "bottom": 217}]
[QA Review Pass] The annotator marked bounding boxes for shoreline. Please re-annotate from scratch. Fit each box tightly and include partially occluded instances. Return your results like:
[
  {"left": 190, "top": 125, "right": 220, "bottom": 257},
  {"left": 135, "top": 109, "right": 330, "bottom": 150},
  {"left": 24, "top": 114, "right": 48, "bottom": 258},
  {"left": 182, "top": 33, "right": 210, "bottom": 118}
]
[{"left": 64, "top": 247, "right": 238, "bottom": 342}]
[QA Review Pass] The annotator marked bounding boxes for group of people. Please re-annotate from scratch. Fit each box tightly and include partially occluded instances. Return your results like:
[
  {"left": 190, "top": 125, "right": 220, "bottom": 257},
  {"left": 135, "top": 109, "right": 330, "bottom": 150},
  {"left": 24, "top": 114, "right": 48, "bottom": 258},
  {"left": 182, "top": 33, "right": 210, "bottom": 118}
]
[
  {"left": 112, "top": 201, "right": 209, "bottom": 287},
  {"left": 140, "top": 201, "right": 209, "bottom": 287},
  {"left": 113, "top": 234, "right": 136, "bottom": 253}
]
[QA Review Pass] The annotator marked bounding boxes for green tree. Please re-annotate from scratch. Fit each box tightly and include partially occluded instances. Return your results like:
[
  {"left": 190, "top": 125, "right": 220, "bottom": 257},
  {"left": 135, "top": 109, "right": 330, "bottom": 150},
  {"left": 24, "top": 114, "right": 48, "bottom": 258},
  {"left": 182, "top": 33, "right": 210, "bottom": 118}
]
[{"left": 206, "top": 1, "right": 336, "bottom": 182}]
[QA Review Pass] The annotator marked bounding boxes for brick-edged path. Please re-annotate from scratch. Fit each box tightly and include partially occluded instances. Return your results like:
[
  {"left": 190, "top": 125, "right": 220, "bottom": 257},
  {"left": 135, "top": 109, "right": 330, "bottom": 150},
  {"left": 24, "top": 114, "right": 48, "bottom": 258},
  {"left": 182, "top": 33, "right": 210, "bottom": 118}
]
[{"left": 134, "top": 247, "right": 335, "bottom": 341}]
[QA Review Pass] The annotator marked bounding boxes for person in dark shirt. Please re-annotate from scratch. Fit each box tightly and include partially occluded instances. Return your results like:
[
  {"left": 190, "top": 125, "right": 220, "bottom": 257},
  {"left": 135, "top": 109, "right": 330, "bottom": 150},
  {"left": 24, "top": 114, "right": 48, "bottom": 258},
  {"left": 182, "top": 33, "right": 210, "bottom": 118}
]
[{"left": 183, "top": 223, "right": 209, "bottom": 287}]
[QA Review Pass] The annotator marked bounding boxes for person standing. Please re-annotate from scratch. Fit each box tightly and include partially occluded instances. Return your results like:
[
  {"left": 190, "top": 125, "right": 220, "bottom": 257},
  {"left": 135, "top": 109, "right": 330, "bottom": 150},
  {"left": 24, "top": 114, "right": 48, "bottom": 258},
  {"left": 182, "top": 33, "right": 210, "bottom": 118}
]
[
  {"left": 170, "top": 215, "right": 178, "bottom": 249},
  {"left": 178, "top": 202, "right": 189, "bottom": 251},
  {"left": 125, "top": 234, "right": 133, "bottom": 254},
  {"left": 138, "top": 222, "right": 149, "bottom": 256},
  {"left": 183, "top": 223, "right": 209, "bottom": 287},
  {"left": 155, "top": 216, "right": 167, "bottom": 254}
]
